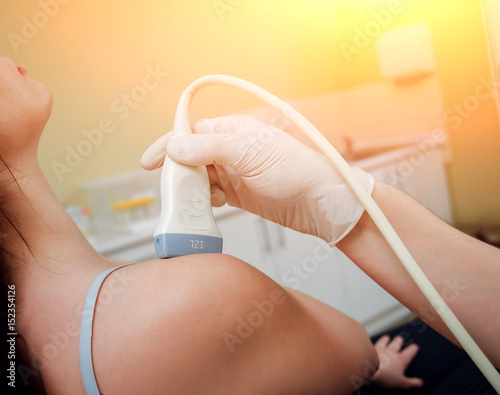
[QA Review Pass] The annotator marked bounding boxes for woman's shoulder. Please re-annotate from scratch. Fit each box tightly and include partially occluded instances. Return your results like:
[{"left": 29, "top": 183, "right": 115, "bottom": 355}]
[
  {"left": 89, "top": 253, "right": 375, "bottom": 394},
  {"left": 90, "top": 253, "right": 286, "bottom": 393},
  {"left": 102, "top": 253, "right": 279, "bottom": 323}
]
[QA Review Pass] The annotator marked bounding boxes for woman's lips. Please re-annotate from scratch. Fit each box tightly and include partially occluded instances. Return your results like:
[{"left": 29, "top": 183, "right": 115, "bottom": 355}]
[{"left": 18, "top": 67, "right": 27, "bottom": 76}]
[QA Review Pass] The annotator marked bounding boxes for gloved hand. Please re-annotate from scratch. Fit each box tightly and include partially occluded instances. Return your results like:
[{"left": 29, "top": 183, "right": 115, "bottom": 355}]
[{"left": 141, "top": 115, "right": 374, "bottom": 246}]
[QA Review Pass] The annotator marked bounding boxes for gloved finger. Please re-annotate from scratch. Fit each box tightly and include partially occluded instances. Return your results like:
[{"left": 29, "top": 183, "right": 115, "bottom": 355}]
[
  {"left": 166, "top": 133, "right": 245, "bottom": 168},
  {"left": 140, "top": 131, "right": 174, "bottom": 170},
  {"left": 210, "top": 185, "right": 226, "bottom": 207},
  {"left": 202, "top": 165, "right": 229, "bottom": 207},
  {"left": 214, "top": 164, "right": 243, "bottom": 208},
  {"left": 191, "top": 119, "right": 215, "bottom": 134},
  {"left": 206, "top": 164, "right": 220, "bottom": 186},
  {"left": 192, "top": 115, "right": 271, "bottom": 135}
]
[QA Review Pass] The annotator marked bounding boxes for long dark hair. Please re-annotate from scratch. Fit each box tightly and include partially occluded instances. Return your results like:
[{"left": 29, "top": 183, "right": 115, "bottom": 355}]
[{"left": 0, "top": 157, "right": 41, "bottom": 394}]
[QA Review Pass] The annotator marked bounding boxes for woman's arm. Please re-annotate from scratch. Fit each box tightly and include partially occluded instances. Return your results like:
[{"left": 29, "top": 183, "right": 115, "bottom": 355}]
[{"left": 337, "top": 181, "right": 500, "bottom": 368}]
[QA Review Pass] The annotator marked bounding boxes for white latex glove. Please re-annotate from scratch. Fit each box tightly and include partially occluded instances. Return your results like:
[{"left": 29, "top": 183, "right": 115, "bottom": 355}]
[{"left": 141, "top": 115, "right": 374, "bottom": 246}]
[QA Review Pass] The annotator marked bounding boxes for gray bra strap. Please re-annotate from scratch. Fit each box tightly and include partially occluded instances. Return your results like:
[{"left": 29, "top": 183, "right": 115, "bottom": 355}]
[{"left": 79, "top": 264, "right": 131, "bottom": 394}]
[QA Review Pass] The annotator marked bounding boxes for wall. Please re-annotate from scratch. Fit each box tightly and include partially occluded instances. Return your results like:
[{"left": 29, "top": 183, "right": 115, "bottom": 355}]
[
  {"left": 0, "top": 0, "right": 498, "bottom": 227},
  {"left": 333, "top": 0, "right": 500, "bottom": 227},
  {"left": 0, "top": 0, "right": 341, "bottom": 203}
]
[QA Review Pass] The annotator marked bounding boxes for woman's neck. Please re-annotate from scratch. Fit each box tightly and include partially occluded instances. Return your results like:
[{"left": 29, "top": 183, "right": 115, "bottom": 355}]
[
  {"left": 3, "top": 156, "right": 117, "bottom": 298},
  {"left": 1, "top": 154, "right": 127, "bottom": 390}
]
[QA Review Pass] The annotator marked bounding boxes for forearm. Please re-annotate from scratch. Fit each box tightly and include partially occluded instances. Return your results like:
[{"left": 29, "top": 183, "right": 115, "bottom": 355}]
[{"left": 337, "top": 181, "right": 500, "bottom": 367}]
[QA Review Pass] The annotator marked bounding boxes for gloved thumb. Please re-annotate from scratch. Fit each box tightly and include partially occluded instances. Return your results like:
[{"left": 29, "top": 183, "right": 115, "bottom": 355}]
[
  {"left": 166, "top": 133, "right": 243, "bottom": 168},
  {"left": 140, "top": 133, "right": 172, "bottom": 170},
  {"left": 141, "top": 115, "right": 274, "bottom": 170}
]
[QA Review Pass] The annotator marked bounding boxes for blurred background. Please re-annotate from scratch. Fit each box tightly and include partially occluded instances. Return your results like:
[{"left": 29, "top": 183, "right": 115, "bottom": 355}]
[{"left": 1, "top": 0, "right": 499, "bottom": 233}]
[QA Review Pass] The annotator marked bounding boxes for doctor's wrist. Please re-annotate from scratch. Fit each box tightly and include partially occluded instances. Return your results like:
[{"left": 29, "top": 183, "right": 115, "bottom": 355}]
[{"left": 317, "top": 167, "right": 375, "bottom": 246}]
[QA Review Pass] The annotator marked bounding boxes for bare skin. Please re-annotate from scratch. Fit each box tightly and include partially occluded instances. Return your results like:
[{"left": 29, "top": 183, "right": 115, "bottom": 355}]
[
  {"left": 1, "top": 57, "right": 422, "bottom": 394},
  {"left": 337, "top": 181, "right": 500, "bottom": 367},
  {"left": 371, "top": 335, "right": 423, "bottom": 389}
]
